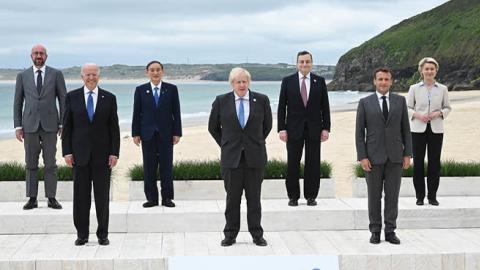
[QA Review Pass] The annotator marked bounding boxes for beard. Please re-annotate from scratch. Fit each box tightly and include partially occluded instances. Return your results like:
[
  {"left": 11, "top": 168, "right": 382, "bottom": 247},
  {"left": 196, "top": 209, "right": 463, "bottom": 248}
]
[{"left": 33, "top": 58, "right": 45, "bottom": 67}]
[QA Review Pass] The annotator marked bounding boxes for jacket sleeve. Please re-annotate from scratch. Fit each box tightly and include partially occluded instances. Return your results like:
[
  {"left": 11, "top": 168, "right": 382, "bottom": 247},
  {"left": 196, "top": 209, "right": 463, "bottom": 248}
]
[
  {"left": 263, "top": 95, "right": 272, "bottom": 139},
  {"left": 56, "top": 71, "right": 67, "bottom": 127},
  {"left": 131, "top": 87, "right": 141, "bottom": 137},
  {"left": 61, "top": 93, "right": 73, "bottom": 157},
  {"left": 172, "top": 85, "right": 182, "bottom": 137},
  {"left": 13, "top": 72, "right": 24, "bottom": 128},
  {"left": 320, "top": 78, "right": 331, "bottom": 132},
  {"left": 355, "top": 99, "right": 367, "bottom": 161},
  {"left": 277, "top": 77, "right": 287, "bottom": 132},
  {"left": 406, "top": 85, "right": 416, "bottom": 120},
  {"left": 208, "top": 96, "right": 222, "bottom": 146},
  {"left": 401, "top": 97, "right": 413, "bottom": 157},
  {"left": 440, "top": 86, "right": 452, "bottom": 119},
  {"left": 109, "top": 95, "right": 120, "bottom": 157}
]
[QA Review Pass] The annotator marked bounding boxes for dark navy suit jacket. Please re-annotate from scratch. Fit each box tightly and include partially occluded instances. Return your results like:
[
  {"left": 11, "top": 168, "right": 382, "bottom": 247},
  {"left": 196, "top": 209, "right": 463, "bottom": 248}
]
[{"left": 131, "top": 82, "right": 182, "bottom": 141}]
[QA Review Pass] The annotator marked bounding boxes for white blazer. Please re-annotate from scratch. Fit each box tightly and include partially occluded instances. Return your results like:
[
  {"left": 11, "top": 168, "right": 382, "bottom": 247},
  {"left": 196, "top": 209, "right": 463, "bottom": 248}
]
[{"left": 406, "top": 81, "right": 452, "bottom": 134}]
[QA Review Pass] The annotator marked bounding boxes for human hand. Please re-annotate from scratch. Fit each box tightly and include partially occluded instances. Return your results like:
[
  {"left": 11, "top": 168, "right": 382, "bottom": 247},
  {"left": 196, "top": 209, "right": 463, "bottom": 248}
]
[
  {"left": 109, "top": 155, "right": 118, "bottom": 169},
  {"left": 133, "top": 136, "right": 141, "bottom": 146},
  {"left": 360, "top": 158, "right": 372, "bottom": 172},
  {"left": 64, "top": 155, "right": 74, "bottom": 167},
  {"left": 173, "top": 136, "right": 180, "bottom": 145},
  {"left": 321, "top": 130, "right": 329, "bottom": 142},
  {"left": 279, "top": 131, "right": 288, "bottom": 143},
  {"left": 15, "top": 129, "right": 24, "bottom": 142}
]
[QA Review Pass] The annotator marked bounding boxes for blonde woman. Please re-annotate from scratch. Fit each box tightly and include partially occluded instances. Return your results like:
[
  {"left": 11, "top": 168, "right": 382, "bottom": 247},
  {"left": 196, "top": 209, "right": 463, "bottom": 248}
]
[{"left": 407, "top": 57, "right": 451, "bottom": 206}]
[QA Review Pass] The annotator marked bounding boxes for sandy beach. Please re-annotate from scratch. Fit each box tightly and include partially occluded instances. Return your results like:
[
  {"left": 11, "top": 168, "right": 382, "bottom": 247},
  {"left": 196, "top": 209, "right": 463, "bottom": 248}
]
[{"left": 1, "top": 90, "right": 479, "bottom": 199}]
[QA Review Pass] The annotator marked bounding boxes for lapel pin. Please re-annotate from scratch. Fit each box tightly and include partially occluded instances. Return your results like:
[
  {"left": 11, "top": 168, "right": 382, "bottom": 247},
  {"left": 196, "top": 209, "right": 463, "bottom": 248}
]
[
  {"left": 102, "top": 95, "right": 105, "bottom": 98},
  {"left": 314, "top": 79, "right": 317, "bottom": 83},
  {"left": 146, "top": 90, "right": 150, "bottom": 93},
  {"left": 253, "top": 98, "right": 256, "bottom": 102}
]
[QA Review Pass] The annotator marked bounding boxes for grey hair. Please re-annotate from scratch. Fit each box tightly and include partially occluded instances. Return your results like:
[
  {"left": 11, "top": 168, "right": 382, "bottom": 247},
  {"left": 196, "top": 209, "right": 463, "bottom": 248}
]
[
  {"left": 81, "top": 63, "right": 101, "bottom": 76},
  {"left": 228, "top": 67, "right": 251, "bottom": 84}
]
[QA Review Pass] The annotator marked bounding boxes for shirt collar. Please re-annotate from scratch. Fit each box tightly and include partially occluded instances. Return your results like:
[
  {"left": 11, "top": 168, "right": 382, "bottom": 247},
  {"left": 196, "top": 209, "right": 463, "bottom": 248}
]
[
  {"left": 420, "top": 81, "right": 438, "bottom": 87},
  {"left": 33, "top": 65, "right": 46, "bottom": 73},
  {"left": 298, "top": 72, "right": 311, "bottom": 80},
  {"left": 84, "top": 86, "right": 98, "bottom": 95},
  {"left": 234, "top": 90, "right": 249, "bottom": 101},
  {"left": 376, "top": 91, "right": 390, "bottom": 99},
  {"left": 150, "top": 81, "right": 162, "bottom": 90}
]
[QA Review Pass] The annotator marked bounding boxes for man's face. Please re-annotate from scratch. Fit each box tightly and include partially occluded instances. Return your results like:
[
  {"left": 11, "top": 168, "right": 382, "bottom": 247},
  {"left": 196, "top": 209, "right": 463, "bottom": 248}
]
[
  {"left": 297, "top": 54, "right": 313, "bottom": 76},
  {"left": 146, "top": 63, "right": 164, "bottom": 84},
  {"left": 231, "top": 74, "right": 249, "bottom": 97},
  {"left": 31, "top": 45, "right": 47, "bottom": 67},
  {"left": 81, "top": 65, "right": 100, "bottom": 90},
  {"left": 374, "top": 71, "right": 392, "bottom": 95}
]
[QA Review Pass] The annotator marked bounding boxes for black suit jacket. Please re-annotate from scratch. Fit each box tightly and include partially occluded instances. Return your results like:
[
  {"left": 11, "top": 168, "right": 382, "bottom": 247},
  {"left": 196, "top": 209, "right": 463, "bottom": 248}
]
[
  {"left": 131, "top": 82, "right": 182, "bottom": 141},
  {"left": 62, "top": 87, "right": 120, "bottom": 166},
  {"left": 277, "top": 72, "right": 331, "bottom": 141},
  {"left": 208, "top": 90, "right": 272, "bottom": 168}
]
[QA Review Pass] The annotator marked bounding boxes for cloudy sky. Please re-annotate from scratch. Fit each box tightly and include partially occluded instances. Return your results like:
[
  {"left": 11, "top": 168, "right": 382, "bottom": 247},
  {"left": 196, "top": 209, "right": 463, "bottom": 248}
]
[{"left": 1, "top": 0, "right": 449, "bottom": 68}]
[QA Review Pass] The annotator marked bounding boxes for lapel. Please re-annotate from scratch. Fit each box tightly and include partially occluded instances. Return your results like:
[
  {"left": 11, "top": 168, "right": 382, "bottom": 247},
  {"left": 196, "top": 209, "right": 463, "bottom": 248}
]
[
  {"left": 25, "top": 68, "right": 38, "bottom": 97},
  {"left": 39, "top": 66, "right": 53, "bottom": 97},
  {"left": 307, "top": 74, "right": 318, "bottom": 108},
  {"left": 386, "top": 93, "right": 396, "bottom": 126},
  {"left": 95, "top": 88, "right": 105, "bottom": 122},
  {"left": 226, "top": 92, "right": 242, "bottom": 130},
  {"left": 78, "top": 87, "right": 90, "bottom": 123},
  {"left": 369, "top": 93, "right": 385, "bottom": 123},
  {"left": 244, "top": 90, "right": 256, "bottom": 129},
  {"left": 291, "top": 74, "right": 304, "bottom": 107},
  {"left": 159, "top": 82, "right": 169, "bottom": 107},
  {"left": 144, "top": 83, "right": 156, "bottom": 109}
]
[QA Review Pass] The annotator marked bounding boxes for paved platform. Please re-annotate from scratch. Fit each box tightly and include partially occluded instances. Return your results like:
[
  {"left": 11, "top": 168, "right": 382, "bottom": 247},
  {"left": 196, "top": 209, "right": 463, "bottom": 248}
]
[
  {"left": 1, "top": 229, "right": 480, "bottom": 270},
  {"left": 1, "top": 197, "right": 480, "bottom": 234}
]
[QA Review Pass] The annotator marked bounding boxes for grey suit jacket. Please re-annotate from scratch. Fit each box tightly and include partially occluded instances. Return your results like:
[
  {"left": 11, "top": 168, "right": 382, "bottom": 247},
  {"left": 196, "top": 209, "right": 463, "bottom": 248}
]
[
  {"left": 355, "top": 92, "right": 412, "bottom": 165},
  {"left": 13, "top": 66, "right": 67, "bottom": 133}
]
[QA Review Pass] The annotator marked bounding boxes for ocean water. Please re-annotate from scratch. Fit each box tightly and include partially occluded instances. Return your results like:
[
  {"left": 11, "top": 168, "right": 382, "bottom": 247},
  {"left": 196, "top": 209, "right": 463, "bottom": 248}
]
[{"left": 0, "top": 81, "right": 368, "bottom": 138}]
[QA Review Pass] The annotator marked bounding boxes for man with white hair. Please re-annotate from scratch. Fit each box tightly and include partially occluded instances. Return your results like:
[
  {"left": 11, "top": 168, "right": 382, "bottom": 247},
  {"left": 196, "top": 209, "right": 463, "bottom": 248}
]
[{"left": 62, "top": 63, "right": 120, "bottom": 246}]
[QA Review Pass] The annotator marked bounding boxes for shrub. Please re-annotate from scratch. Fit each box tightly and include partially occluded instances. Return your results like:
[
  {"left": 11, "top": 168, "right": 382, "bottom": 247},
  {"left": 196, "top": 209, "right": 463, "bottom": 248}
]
[{"left": 0, "top": 162, "right": 73, "bottom": 181}]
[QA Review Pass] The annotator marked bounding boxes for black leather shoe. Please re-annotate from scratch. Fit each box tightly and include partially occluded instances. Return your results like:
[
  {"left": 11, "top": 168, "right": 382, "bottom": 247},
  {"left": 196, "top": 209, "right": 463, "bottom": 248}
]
[
  {"left": 220, "top": 238, "right": 236, "bottom": 246},
  {"left": 428, "top": 199, "right": 439, "bottom": 206},
  {"left": 288, "top": 199, "right": 298, "bottom": 207},
  {"left": 75, "top": 238, "right": 88, "bottom": 246},
  {"left": 416, "top": 199, "right": 424, "bottom": 206},
  {"left": 385, "top": 232, "right": 401, "bottom": 245},
  {"left": 253, "top": 237, "right": 268, "bottom": 246},
  {"left": 23, "top": 197, "right": 38, "bottom": 210},
  {"left": 162, "top": 199, "right": 176, "bottom": 208},
  {"left": 48, "top": 198, "right": 63, "bottom": 209},
  {"left": 143, "top": 201, "right": 159, "bottom": 208},
  {"left": 307, "top": 198, "right": 317, "bottom": 206},
  {"left": 370, "top": 232, "right": 380, "bottom": 244},
  {"left": 98, "top": 238, "right": 110, "bottom": 246}
]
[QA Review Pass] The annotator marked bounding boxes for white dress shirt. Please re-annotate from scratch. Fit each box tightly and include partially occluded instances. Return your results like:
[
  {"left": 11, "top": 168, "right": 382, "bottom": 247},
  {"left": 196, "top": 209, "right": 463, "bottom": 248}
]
[
  {"left": 33, "top": 65, "right": 46, "bottom": 87},
  {"left": 298, "top": 72, "right": 311, "bottom": 99},
  {"left": 84, "top": 86, "right": 99, "bottom": 112},
  {"left": 234, "top": 90, "right": 250, "bottom": 126},
  {"left": 376, "top": 91, "right": 390, "bottom": 111}
]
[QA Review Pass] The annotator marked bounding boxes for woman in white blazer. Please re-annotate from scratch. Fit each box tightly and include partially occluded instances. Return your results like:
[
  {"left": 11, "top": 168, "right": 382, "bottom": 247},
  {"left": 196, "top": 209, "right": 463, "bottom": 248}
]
[{"left": 407, "top": 57, "right": 452, "bottom": 206}]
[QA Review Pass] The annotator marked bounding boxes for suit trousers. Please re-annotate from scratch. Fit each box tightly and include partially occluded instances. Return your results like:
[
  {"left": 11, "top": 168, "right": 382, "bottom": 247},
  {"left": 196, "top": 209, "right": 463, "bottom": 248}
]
[
  {"left": 366, "top": 160, "right": 402, "bottom": 233},
  {"left": 286, "top": 126, "right": 321, "bottom": 200},
  {"left": 23, "top": 127, "right": 57, "bottom": 198},
  {"left": 412, "top": 123, "right": 443, "bottom": 200},
  {"left": 221, "top": 153, "right": 264, "bottom": 239},
  {"left": 73, "top": 162, "right": 111, "bottom": 240},
  {"left": 142, "top": 131, "right": 174, "bottom": 203}
]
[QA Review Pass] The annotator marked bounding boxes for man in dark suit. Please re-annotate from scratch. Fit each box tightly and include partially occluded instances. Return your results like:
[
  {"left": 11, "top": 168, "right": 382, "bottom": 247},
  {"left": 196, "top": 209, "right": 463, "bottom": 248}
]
[
  {"left": 355, "top": 67, "right": 412, "bottom": 245},
  {"left": 209, "top": 67, "right": 272, "bottom": 247},
  {"left": 277, "top": 51, "right": 331, "bottom": 207},
  {"left": 62, "top": 63, "right": 120, "bottom": 246},
  {"left": 13, "top": 44, "right": 66, "bottom": 210},
  {"left": 132, "top": 61, "right": 182, "bottom": 208}
]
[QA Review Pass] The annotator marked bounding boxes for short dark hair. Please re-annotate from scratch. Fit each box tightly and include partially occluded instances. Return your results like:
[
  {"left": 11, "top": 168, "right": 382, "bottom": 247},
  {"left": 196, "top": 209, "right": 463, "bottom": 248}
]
[
  {"left": 146, "top": 60, "right": 163, "bottom": 70},
  {"left": 297, "top": 51, "right": 313, "bottom": 62},
  {"left": 373, "top": 67, "right": 393, "bottom": 80}
]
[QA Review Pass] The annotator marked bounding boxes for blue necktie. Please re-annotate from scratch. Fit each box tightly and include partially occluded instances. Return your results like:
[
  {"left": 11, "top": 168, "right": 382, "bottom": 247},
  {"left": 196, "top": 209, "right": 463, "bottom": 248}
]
[
  {"left": 87, "top": 91, "right": 94, "bottom": 122},
  {"left": 154, "top": 87, "right": 160, "bottom": 107},
  {"left": 238, "top": 97, "right": 245, "bottom": 129}
]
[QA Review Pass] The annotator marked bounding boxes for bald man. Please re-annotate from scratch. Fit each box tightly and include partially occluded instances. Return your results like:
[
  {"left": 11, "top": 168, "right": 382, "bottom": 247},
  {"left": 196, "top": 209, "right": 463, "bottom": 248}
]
[{"left": 13, "top": 44, "right": 67, "bottom": 210}]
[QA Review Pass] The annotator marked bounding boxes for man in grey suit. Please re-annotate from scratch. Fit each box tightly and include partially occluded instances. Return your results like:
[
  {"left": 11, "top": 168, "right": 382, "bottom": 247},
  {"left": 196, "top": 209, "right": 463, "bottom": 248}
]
[
  {"left": 13, "top": 44, "right": 66, "bottom": 210},
  {"left": 355, "top": 67, "right": 412, "bottom": 245}
]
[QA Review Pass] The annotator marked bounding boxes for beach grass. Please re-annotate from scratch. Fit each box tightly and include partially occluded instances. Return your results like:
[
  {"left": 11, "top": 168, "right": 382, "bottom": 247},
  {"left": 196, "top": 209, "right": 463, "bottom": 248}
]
[
  {"left": 0, "top": 162, "right": 73, "bottom": 181},
  {"left": 129, "top": 159, "right": 332, "bottom": 180},
  {"left": 354, "top": 160, "right": 480, "bottom": 178}
]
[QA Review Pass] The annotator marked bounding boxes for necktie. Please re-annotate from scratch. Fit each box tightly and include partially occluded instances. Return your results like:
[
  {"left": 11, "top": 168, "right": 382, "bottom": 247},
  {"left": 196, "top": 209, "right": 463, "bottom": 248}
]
[
  {"left": 87, "top": 91, "right": 94, "bottom": 122},
  {"left": 154, "top": 87, "right": 160, "bottom": 107},
  {"left": 300, "top": 76, "right": 308, "bottom": 107},
  {"left": 238, "top": 97, "right": 245, "bottom": 129},
  {"left": 36, "top": 70, "right": 42, "bottom": 95},
  {"left": 381, "top": 96, "right": 388, "bottom": 122}
]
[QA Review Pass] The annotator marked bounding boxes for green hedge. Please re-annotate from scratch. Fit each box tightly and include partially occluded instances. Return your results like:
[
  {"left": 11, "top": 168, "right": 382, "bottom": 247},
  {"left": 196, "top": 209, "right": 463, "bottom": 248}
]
[
  {"left": 354, "top": 160, "right": 480, "bottom": 178},
  {"left": 0, "top": 162, "right": 73, "bottom": 181},
  {"left": 130, "top": 159, "right": 332, "bottom": 180}
]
